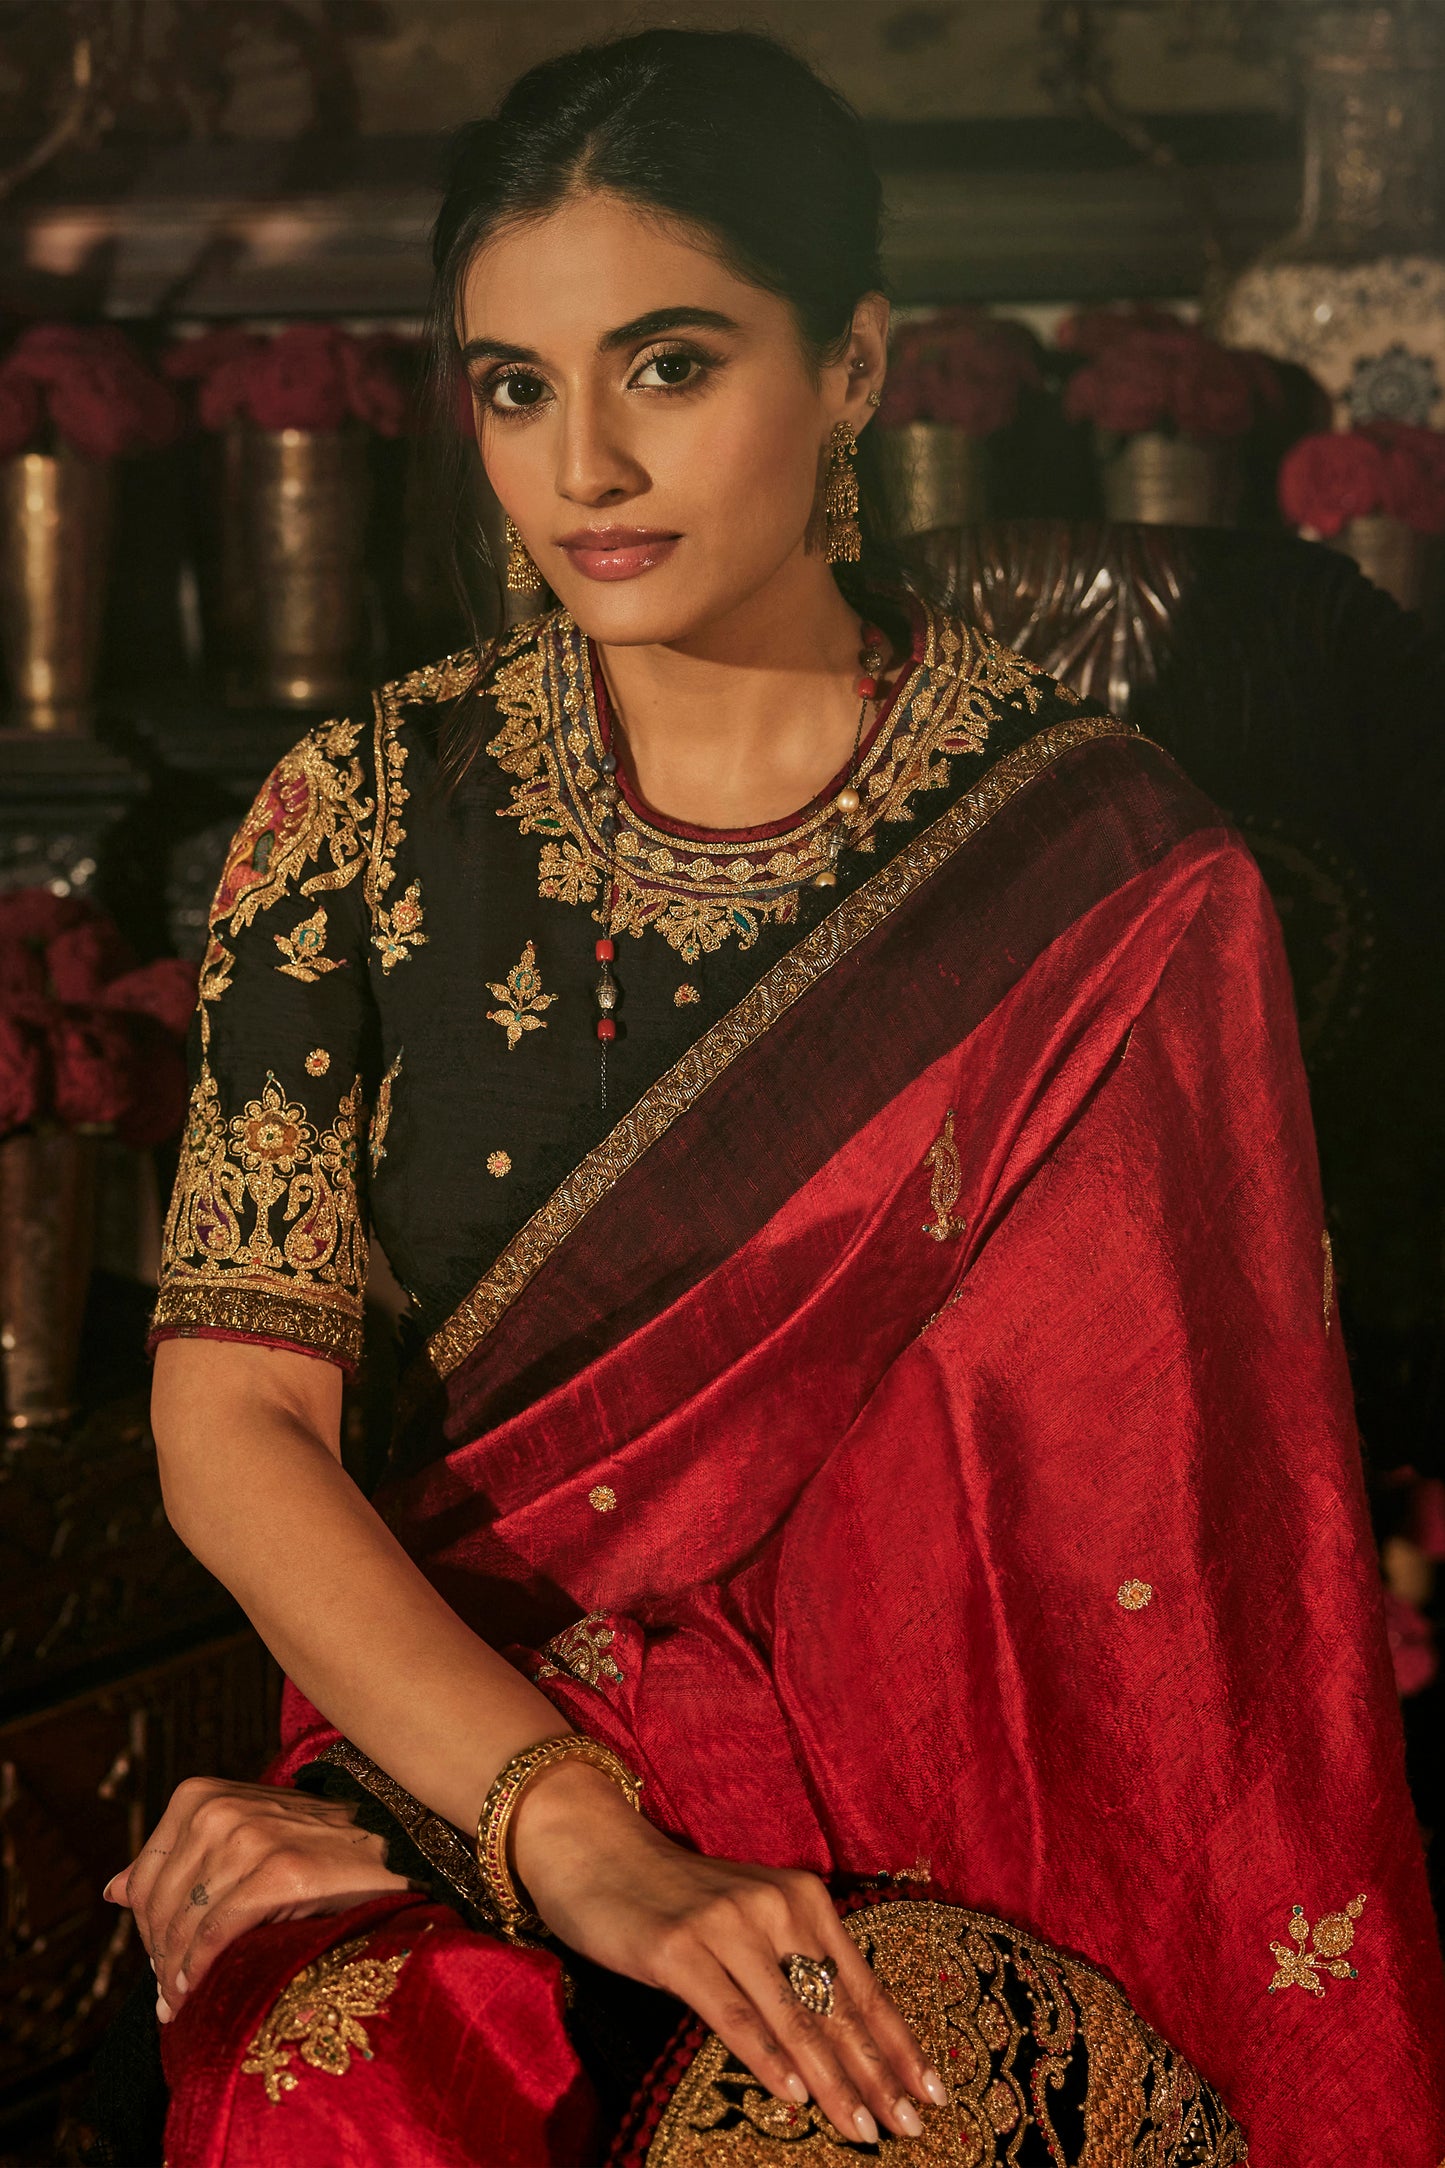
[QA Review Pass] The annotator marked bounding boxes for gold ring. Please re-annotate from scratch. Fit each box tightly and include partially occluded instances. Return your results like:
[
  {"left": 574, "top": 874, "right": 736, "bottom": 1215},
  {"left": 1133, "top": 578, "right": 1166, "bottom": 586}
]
[{"left": 783, "top": 1951, "right": 837, "bottom": 2018}]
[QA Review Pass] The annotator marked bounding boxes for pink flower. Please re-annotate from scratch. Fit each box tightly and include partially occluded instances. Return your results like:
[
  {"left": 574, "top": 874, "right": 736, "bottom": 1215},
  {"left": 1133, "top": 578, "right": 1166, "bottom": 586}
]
[
  {"left": 1383, "top": 1589, "right": 1438, "bottom": 1698},
  {"left": 0, "top": 1007, "right": 46, "bottom": 1133},
  {"left": 45, "top": 917, "right": 133, "bottom": 1003},
  {"left": 48, "top": 1006, "right": 138, "bottom": 1130},
  {"left": 0, "top": 368, "right": 40, "bottom": 459},
  {"left": 339, "top": 335, "right": 412, "bottom": 437},
  {"left": 245, "top": 324, "right": 351, "bottom": 433},
  {"left": 1278, "top": 432, "right": 1388, "bottom": 537},
  {"left": 100, "top": 956, "right": 199, "bottom": 1039}
]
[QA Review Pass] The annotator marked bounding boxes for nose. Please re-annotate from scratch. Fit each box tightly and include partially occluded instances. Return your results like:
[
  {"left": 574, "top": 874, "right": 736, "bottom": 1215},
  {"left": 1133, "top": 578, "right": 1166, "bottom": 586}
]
[{"left": 555, "top": 388, "right": 647, "bottom": 509}]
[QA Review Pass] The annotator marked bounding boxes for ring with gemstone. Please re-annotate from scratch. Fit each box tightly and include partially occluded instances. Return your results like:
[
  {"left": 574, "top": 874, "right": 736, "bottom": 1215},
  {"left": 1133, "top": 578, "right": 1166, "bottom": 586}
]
[{"left": 783, "top": 1951, "right": 837, "bottom": 2017}]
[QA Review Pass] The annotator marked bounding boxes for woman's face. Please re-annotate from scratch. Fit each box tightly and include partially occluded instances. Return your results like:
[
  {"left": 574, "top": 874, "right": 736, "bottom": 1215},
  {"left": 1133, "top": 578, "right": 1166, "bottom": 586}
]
[{"left": 457, "top": 191, "right": 887, "bottom": 645}]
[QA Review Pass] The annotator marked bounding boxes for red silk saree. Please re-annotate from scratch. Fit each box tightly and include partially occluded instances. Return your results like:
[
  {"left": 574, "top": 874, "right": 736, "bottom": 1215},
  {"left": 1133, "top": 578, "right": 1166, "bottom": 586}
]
[{"left": 160, "top": 718, "right": 1445, "bottom": 2165}]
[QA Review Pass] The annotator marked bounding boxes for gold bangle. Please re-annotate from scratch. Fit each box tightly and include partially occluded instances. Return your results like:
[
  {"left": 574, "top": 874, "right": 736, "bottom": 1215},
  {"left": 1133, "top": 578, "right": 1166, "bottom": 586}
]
[{"left": 475, "top": 1733, "right": 643, "bottom": 1940}]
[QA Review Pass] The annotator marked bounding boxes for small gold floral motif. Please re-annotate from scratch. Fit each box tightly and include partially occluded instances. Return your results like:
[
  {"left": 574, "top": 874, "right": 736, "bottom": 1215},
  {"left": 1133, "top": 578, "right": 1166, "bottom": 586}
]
[
  {"left": 370, "top": 1052, "right": 402, "bottom": 1174},
  {"left": 486, "top": 939, "right": 557, "bottom": 1050},
  {"left": 1322, "top": 1228, "right": 1335, "bottom": 1335},
  {"left": 922, "top": 1109, "right": 963, "bottom": 1241},
  {"left": 534, "top": 1614, "right": 625, "bottom": 1689},
  {"left": 373, "top": 879, "right": 426, "bottom": 973},
  {"left": 241, "top": 1932, "right": 409, "bottom": 2104},
  {"left": 1267, "top": 1893, "right": 1366, "bottom": 1995},
  {"left": 274, "top": 907, "right": 343, "bottom": 983},
  {"left": 1117, "top": 1580, "right": 1153, "bottom": 1611},
  {"left": 674, "top": 983, "right": 700, "bottom": 1006},
  {"left": 305, "top": 1049, "right": 330, "bottom": 1077},
  {"left": 235, "top": 1077, "right": 308, "bottom": 1172},
  {"left": 588, "top": 1484, "right": 617, "bottom": 1512},
  {"left": 487, "top": 1150, "right": 512, "bottom": 1178}
]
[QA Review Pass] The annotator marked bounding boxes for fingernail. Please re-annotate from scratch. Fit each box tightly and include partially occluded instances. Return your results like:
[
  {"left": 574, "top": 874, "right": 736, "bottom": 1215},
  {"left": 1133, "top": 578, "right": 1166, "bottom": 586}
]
[
  {"left": 893, "top": 2096, "right": 924, "bottom": 2137},
  {"left": 782, "top": 2072, "right": 808, "bottom": 2104},
  {"left": 156, "top": 1997, "right": 173, "bottom": 2024},
  {"left": 176, "top": 1970, "right": 189, "bottom": 1994},
  {"left": 920, "top": 2067, "right": 949, "bottom": 2107},
  {"left": 101, "top": 1877, "right": 117, "bottom": 1902},
  {"left": 853, "top": 2106, "right": 879, "bottom": 2145}
]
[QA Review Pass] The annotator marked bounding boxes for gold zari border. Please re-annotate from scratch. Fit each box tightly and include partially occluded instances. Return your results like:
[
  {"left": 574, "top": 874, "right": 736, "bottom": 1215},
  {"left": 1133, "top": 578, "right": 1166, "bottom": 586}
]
[
  {"left": 150, "top": 1279, "right": 364, "bottom": 1369},
  {"left": 428, "top": 713, "right": 1136, "bottom": 1379}
]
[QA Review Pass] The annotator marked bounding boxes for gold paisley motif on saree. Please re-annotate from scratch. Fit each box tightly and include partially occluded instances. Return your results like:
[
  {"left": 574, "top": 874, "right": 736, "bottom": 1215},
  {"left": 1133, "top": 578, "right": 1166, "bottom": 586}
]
[
  {"left": 533, "top": 1613, "right": 626, "bottom": 1689},
  {"left": 152, "top": 1062, "right": 369, "bottom": 1366},
  {"left": 641, "top": 1902, "right": 1246, "bottom": 2165},
  {"left": 241, "top": 1932, "right": 410, "bottom": 2105},
  {"left": 486, "top": 605, "right": 1052, "bottom": 966}
]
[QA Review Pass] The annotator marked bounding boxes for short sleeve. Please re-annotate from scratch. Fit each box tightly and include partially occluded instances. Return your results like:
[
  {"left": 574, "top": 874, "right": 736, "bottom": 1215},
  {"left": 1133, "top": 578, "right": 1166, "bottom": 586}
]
[{"left": 149, "top": 715, "right": 380, "bottom": 1372}]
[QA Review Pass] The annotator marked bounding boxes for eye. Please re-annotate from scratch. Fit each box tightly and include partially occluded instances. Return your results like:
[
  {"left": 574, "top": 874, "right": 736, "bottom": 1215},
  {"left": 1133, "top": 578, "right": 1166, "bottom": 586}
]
[
  {"left": 483, "top": 370, "right": 549, "bottom": 413},
  {"left": 632, "top": 348, "right": 709, "bottom": 391}
]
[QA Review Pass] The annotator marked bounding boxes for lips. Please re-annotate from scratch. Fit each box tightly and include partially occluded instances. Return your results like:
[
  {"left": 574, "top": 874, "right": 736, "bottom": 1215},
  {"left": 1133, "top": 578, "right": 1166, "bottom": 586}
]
[{"left": 555, "top": 527, "right": 681, "bottom": 583}]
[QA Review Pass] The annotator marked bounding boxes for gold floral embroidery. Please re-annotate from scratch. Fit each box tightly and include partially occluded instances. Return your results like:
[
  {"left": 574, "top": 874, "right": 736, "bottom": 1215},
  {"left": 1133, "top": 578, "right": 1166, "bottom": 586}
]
[
  {"left": 922, "top": 1109, "right": 963, "bottom": 1241},
  {"left": 430, "top": 714, "right": 1137, "bottom": 1378},
  {"left": 370, "top": 1051, "right": 402, "bottom": 1173},
  {"left": 211, "top": 716, "right": 374, "bottom": 937},
  {"left": 152, "top": 1062, "right": 368, "bottom": 1366},
  {"left": 533, "top": 1614, "right": 625, "bottom": 1689},
  {"left": 486, "top": 939, "right": 557, "bottom": 1050},
  {"left": 487, "top": 1149, "right": 512, "bottom": 1178},
  {"left": 373, "top": 880, "right": 426, "bottom": 972},
  {"left": 588, "top": 1484, "right": 617, "bottom": 1512},
  {"left": 1322, "top": 1228, "right": 1335, "bottom": 1335},
  {"left": 489, "top": 606, "right": 1055, "bottom": 966},
  {"left": 274, "top": 906, "right": 343, "bottom": 982},
  {"left": 241, "top": 1932, "right": 409, "bottom": 2104},
  {"left": 306, "top": 1049, "right": 330, "bottom": 1076},
  {"left": 1267, "top": 1894, "right": 1365, "bottom": 1995},
  {"left": 196, "top": 934, "right": 234, "bottom": 1052},
  {"left": 674, "top": 983, "right": 700, "bottom": 1006},
  {"left": 1117, "top": 1580, "right": 1153, "bottom": 1611}
]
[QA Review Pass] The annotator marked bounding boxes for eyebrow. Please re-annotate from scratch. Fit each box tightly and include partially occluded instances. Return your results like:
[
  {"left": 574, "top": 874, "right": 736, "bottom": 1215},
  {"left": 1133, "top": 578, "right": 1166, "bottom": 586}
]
[{"left": 458, "top": 306, "right": 744, "bottom": 370}]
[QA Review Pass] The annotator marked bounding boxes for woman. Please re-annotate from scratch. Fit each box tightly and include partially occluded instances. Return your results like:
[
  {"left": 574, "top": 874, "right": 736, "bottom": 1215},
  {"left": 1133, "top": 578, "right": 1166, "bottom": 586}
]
[{"left": 107, "top": 28, "right": 1443, "bottom": 2167}]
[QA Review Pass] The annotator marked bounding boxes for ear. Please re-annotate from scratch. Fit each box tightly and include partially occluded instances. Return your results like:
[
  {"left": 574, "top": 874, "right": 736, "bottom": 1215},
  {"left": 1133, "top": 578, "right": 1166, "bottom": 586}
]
[{"left": 833, "top": 293, "right": 891, "bottom": 431}]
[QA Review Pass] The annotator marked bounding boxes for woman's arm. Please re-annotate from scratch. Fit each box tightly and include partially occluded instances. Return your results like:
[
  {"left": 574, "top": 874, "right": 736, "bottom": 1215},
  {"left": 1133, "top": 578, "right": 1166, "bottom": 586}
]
[{"left": 125, "top": 1336, "right": 943, "bottom": 2144}]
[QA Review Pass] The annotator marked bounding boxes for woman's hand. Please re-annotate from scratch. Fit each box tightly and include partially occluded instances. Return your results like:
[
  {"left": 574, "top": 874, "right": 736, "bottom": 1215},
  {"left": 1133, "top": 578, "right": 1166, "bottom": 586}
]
[
  {"left": 512, "top": 1760, "right": 948, "bottom": 2145},
  {"left": 105, "top": 1778, "right": 412, "bottom": 2023}
]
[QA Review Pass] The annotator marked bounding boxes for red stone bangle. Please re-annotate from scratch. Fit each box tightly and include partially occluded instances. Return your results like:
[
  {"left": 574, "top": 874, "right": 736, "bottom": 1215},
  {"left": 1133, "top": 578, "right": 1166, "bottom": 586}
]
[{"left": 475, "top": 1734, "right": 644, "bottom": 1940}]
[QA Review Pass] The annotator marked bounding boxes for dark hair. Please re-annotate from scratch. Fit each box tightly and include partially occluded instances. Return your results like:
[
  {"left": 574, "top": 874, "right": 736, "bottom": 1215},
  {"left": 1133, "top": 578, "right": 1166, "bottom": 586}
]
[{"left": 424, "top": 27, "right": 915, "bottom": 658}]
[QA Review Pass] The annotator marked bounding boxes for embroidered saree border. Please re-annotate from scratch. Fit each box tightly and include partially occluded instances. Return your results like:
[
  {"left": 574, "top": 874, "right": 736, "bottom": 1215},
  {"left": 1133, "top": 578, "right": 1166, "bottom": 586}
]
[
  {"left": 149, "top": 1278, "right": 364, "bottom": 1368},
  {"left": 428, "top": 713, "right": 1137, "bottom": 1380},
  {"left": 317, "top": 1741, "right": 489, "bottom": 1918}
]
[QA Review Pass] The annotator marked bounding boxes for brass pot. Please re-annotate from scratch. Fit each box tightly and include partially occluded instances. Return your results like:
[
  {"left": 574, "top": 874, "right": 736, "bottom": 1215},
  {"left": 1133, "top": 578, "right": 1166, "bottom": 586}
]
[
  {"left": 0, "top": 1127, "right": 97, "bottom": 1432},
  {"left": 232, "top": 427, "right": 371, "bottom": 708},
  {"left": 1330, "top": 513, "right": 1433, "bottom": 615},
  {"left": 0, "top": 451, "right": 114, "bottom": 733},
  {"left": 878, "top": 423, "right": 988, "bottom": 536},
  {"left": 1098, "top": 431, "right": 1239, "bottom": 527}
]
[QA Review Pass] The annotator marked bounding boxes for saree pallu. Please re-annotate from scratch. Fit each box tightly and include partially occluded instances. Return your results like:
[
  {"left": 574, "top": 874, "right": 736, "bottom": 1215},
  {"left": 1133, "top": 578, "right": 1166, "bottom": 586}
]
[{"left": 162, "top": 727, "right": 1445, "bottom": 2165}]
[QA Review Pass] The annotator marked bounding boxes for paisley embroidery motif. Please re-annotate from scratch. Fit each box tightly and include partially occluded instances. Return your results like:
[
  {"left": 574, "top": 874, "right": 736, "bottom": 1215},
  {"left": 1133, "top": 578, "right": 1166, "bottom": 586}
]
[
  {"left": 211, "top": 716, "right": 374, "bottom": 936},
  {"left": 370, "top": 1052, "right": 402, "bottom": 1173},
  {"left": 486, "top": 939, "right": 557, "bottom": 1050},
  {"left": 922, "top": 1109, "right": 963, "bottom": 1241},
  {"left": 274, "top": 906, "right": 343, "bottom": 982},
  {"left": 1267, "top": 1894, "right": 1366, "bottom": 1995},
  {"left": 533, "top": 1614, "right": 626, "bottom": 1689},
  {"left": 488, "top": 605, "right": 1053, "bottom": 965},
  {"left": 241, "top": 1933, "right": 409, "bottom": 2104}
]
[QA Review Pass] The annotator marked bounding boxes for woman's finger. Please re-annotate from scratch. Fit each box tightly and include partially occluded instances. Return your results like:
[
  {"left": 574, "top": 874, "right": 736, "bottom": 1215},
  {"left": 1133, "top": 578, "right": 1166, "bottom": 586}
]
[
  {"left": 656, "top": 1941, "right": 814, "bottom": 2114},
  {"left": 724, "top": 1934, "right": 900, "bottom": 2144},
  {"left": 807, "top": 1899, "right": 948, "bottom": 2113}
]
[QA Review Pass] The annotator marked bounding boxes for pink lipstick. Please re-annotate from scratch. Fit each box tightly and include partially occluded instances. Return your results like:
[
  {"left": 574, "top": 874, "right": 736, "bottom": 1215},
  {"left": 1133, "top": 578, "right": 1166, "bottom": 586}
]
[{"left": 556, "top": 525, "right": 681, "bottom": 582}]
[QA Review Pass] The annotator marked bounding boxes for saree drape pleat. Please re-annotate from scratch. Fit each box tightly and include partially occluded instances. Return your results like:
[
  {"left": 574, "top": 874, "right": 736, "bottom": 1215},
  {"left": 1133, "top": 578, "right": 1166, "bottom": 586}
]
[{"left": 164, "top": 731, "right": 1445, "bottom": 2166}]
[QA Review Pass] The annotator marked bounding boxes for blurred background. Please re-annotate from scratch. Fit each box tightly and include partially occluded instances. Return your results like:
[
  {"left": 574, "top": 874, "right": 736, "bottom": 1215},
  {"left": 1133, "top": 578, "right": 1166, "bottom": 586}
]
[{"left": 0, "top": 3, "right": 1443, "bottom": 2156}]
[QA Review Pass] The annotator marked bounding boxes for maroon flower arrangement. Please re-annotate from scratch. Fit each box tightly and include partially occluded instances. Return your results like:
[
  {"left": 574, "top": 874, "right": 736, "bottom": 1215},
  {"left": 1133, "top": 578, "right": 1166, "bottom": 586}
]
[
  {"left": 165, "top": 323, "right": 412, "bottom": 436},
  {"left": 0, "top": 323, "right": 182, "bottom": 462},
  {"left": 1059, "top": 307, "right": 1282, "bottom": 441},
  {"left": 0, "top": 889, "right": 197, "bottom": 1147},
  {"left": 879, "top": 310, "right": 1042, "bottom": 436},
  {"left": 1277, "top": 422, "right": 1445, "bottom": 538}
]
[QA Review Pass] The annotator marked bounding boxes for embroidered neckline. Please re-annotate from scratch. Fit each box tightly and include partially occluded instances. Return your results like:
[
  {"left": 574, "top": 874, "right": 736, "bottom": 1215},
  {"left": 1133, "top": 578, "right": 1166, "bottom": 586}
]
[{"left": 485, "top": 602, "right": 1050, "bottom": 963}]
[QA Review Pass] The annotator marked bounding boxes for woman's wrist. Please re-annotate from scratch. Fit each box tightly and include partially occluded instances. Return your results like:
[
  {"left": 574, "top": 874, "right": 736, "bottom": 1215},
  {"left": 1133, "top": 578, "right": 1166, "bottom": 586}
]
[{"left": 509, "top": 1754, "right": 652, "bottom": 1894}]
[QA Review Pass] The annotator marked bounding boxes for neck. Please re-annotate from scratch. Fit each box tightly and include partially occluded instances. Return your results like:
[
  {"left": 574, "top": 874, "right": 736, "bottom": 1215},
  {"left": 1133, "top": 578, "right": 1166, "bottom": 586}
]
[{"left": 594, "top": 553, "right": 871, "bottom": 830}]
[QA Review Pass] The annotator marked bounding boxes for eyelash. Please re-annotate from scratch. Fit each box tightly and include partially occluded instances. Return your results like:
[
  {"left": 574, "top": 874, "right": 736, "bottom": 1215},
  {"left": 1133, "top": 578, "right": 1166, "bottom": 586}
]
[{"left": 475, "top": 343, "right": 721, "bottom": 420}]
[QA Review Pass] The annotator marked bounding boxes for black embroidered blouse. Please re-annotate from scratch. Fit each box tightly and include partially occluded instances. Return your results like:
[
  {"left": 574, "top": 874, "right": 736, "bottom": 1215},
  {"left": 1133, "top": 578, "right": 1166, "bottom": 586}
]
[{"left": 149, "top": 597, "right": 1089, "bottom": 1379}]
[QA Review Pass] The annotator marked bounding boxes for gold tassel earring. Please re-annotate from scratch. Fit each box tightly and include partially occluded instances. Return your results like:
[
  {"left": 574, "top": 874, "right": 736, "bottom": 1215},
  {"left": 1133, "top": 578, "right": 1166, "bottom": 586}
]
[
  {"left": 505, "top": 516, "right": 541, "bottom": 592},
  {"left": 824, "top": 421, "right": 861, "bottom": 564}
]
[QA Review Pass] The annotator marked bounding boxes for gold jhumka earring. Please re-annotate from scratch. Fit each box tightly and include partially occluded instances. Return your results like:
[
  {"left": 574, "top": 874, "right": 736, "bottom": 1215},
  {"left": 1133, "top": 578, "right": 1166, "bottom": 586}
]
[
  {"left": 504, "top": 516, "right": 541, "bottom": 591},
  {"left": 824, "top": 420, "right": 862, "bottom": 564}
]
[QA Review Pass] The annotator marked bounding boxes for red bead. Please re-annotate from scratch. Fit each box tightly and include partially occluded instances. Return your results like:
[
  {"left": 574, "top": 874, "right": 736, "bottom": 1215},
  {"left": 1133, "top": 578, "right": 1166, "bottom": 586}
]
[
  {"left": 594, "top": 936, "right": 615, "bottom": 961},
  {"left": 854, "top": 675, "right": 878, "bottom": 699},
  {"left": 596, "top": 1017, "right": 617, "bottom": 1042}
]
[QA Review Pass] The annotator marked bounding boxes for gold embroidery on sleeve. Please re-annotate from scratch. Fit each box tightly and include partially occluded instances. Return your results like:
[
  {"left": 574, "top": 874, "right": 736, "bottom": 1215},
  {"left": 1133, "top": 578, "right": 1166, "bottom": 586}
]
[
  {"left": 1322, "top": 1229, "right": 1335, "bottom": 1335},
  {"left": 274, "top": 906, "right": 344, "bottom": 982},
  {"left": 306, "top": 1049, "right": 330, "bottom": 1076},
  {"left": 922, "top": 1109, "right": 963, "bottom": 1241},
  {"left": 1267, "top": 1894, "right": 1365, "bottom": 1995},
  {"left": 241, "top": 1933, "right": 409, "bottom": 2104},
  {"left": 370, "top": 1051, "right": 402, "bottom": 1173},
  {"left": 372, "top": 879, "right": 426, "bottom": 972},
  {"left": 487, "top": 1150, "right": 512, "bottom": 1178},
  {"left": 533, "top": 1614, "right": 625, "bottom": 1689},
  {"left": 211, "top": 717, "right": 374, "bottom": 936},
  {"left": 486, "top": 939, "right": 557, "bottom": 1049}
]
